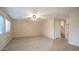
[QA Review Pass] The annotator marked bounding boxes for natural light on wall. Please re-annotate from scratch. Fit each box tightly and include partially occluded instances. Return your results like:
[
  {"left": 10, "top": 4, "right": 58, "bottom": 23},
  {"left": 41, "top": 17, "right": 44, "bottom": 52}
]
[
  {"left": 5, "top": 19, "right": 11, "bottom": 32},
  {"left": 0, "top": 16, "right": 3, "bottom": 34},
  {"left": 60, "top": 21, "right": 64, "bottom": 27}
]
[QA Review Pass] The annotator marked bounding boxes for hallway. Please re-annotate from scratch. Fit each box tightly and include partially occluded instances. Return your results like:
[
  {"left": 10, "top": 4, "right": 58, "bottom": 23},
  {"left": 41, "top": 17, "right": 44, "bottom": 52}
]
[{"left": 3, "top": 37, "right": 79, "bottom": 51}]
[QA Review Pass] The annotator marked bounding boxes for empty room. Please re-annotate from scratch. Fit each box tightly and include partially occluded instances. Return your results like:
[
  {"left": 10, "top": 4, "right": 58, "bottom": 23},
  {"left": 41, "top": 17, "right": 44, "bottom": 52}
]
[{"left": 0, "top": 7, "right": 79, "bottom": 51}]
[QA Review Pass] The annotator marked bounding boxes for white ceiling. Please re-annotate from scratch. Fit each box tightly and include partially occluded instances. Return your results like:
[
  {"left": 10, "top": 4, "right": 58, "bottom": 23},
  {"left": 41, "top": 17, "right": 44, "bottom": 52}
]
[{"left": 1, "top": 7, "right": 79, "bottom": 20}]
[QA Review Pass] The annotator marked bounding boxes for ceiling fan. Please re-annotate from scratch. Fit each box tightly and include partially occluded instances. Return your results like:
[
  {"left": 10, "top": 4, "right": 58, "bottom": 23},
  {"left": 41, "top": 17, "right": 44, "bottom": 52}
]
[{"left": 26, "top": 9, "right": 44, "bottom": 21}]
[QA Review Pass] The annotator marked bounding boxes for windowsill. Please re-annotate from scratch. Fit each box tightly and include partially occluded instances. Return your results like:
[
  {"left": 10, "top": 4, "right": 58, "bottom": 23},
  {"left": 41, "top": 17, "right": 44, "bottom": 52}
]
[
  {"left": 0, "top": 33, "right": 2, "bottom": 35},
  {"left": 0, "top": 33, "right": 3, "bottom": 35},
  {"left": 0, "top": 32, "right": 2, "bottom": 34},
  {"left": 6, "top": 32, "right": 10, "bottom": 33}
]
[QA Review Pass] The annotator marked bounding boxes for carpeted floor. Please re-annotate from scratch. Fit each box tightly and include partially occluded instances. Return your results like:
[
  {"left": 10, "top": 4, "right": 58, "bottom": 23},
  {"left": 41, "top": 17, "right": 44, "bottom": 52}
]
[{"left": 2, "top": 37, "right": 79, "bottom": 51}]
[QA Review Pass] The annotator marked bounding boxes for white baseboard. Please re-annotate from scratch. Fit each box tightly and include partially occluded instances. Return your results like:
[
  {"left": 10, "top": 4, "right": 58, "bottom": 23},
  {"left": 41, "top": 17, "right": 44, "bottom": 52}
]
[
  {"left": 69, "top": 41, "right": 79, "bottom": 47},
  {"left": 13, "top": 35, "right": 42, "bottom": 39}
]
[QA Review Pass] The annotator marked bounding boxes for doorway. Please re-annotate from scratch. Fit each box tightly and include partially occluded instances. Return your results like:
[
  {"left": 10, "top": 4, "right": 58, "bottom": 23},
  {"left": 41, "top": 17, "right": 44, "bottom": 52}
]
[
  {"left": 54, "top": 18, "right": 66, "bottom": 39},
  {"left": 60, "top": 20, "right": 65, "bottom": 39}
]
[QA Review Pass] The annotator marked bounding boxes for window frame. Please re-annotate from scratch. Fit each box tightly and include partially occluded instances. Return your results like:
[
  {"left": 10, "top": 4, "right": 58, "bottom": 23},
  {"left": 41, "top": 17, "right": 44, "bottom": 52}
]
[{"left": 5, "top": 18, "right": 11, "bottom": 33}]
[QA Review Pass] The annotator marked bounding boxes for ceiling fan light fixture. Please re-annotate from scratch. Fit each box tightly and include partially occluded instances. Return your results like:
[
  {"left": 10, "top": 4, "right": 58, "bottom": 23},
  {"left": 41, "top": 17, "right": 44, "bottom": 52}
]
[
  {"left": 32, "top": 14, "right": 36, "bottom": 19},
  {"left": 32, "top": 14, "right": 40, "bottom": 21},
  {"left": 28, "top": 13, "right": 41, "bottom": 21}
]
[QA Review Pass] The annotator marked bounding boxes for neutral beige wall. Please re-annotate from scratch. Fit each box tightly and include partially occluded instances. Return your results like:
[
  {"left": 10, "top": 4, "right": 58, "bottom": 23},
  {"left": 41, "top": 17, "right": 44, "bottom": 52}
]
[
  {"left": 13, "top": 20, "right": 41, "bottom": 38},
  {"left": 41, "top": 19, "right": 54, "bottom": 39},
  {"left": 13, "top": 19, "right": 54, "bottom": 39},
  {"left": 65, "top": 19, "right": 69, "bottom": 41},
  {"left": 0, "top": 10, "right": 13, "bottom": 50}
]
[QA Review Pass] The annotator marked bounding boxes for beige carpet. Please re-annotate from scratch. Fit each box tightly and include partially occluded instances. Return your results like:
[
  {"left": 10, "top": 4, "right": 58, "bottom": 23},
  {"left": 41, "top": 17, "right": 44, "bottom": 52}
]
[
  {"left": 2, "top": 37, "right": 79, "bottom": 51},
  {"left": 3, "top": 37, "right": 53, "bottom": 51},
  {"left": 50, "top": 38, "right": 79, "bottom": 51}
]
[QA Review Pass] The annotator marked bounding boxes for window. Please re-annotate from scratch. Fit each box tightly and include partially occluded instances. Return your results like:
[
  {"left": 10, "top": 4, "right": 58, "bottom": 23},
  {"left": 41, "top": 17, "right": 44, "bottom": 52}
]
[
  {"left": 5, "top": 19, "right": 11, "bottom": 32},
  {"left": 0, "top": 16, "right": 3, "bottom": 34}
]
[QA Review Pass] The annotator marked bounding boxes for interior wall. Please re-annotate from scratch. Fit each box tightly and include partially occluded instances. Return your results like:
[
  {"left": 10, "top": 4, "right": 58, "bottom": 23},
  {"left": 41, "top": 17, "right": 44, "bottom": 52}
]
[
  {"left": 65, "top": 19, "right": 69, "bottom": 42},
  {"left": 68, "top": 11, "right": 79, "bottom": 46},
  {"left": 0, "top": 10, "right": 13, "bottom": 50},
  {"left": 13, "top": 19, "right": 54, "bottom": 39},
  {"left": 54, "top": 19, "right": 60, "bottom": 39},
  {"left": 13, "top": 20, "right": 41, "bottom": 38},
  {"left": 41, "top": 19, "right": 54, "bottom": 39}
]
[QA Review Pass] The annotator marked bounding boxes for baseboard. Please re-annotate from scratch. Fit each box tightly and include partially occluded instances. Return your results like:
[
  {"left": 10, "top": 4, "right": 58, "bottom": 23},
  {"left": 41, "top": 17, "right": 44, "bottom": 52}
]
[
  {"left": 69, "top": 41, "right": 79, "bottom": 47},
  {"left": 13, "top": 35, "right": 42, "bottom": 39},
  {"left": 41, "top": 36, "right": 54, "bottom": 40}
]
